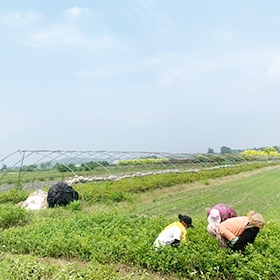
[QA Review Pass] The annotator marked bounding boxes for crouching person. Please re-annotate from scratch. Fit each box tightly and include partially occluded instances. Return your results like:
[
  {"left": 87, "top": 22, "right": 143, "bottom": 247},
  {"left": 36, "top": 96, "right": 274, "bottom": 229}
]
[
  {"left": 154, "top": 214, "right": 194, "bottom": 248},
  {"left": 207, "top": 223, "right": 228, "bottom": 248},
  {"left": 207, "top": 203, "right": 237, "bottom": 224},
  {"left": 217, "top": 210, "right": 265, "bottom": 253}
]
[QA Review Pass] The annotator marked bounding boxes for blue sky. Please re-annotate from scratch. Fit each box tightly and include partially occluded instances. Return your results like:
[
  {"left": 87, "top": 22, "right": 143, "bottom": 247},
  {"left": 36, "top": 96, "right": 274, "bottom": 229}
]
[{"left": 1, "top": 0, "right": 280, "bottom": 159}]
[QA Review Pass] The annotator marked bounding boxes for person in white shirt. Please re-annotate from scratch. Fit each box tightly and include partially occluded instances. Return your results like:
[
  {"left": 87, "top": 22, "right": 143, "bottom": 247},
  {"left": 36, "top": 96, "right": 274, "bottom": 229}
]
[{"left": 154, "top": 214, "right": 194, "bottom": 248}]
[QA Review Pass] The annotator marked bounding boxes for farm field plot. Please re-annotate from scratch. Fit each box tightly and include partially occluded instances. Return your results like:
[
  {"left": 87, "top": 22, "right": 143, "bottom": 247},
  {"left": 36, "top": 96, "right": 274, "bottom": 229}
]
[
  {"left": 0, "top": 165, "right": 279, "bottom": 279},
  {"left": 130, "top": 165, "right": 280, "bottom": 220}
]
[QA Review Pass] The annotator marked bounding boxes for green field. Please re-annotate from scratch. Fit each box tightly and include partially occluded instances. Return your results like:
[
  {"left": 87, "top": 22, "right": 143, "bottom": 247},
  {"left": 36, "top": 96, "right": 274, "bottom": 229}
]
[{"left": 0, "top": 165, "right": 279, "bottom": 279}]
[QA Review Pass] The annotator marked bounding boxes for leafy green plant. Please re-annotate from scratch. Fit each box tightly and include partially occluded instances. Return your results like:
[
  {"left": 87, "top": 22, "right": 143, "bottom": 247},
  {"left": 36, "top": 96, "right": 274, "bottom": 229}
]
[
  {"left": 69, "top": 200, "right": 82, "bottom": 211},
  {"left": 0, "top": 189, "right": 29, "bottom": 204},
  {"left": 203, "top": 180, "right": 210, "bottom": 185},
  {"left": 73, "top": 162, "right": 279, "bottom": 204},
  {"left": 0, "top": 203, "right": 30, "bottom": 229}
]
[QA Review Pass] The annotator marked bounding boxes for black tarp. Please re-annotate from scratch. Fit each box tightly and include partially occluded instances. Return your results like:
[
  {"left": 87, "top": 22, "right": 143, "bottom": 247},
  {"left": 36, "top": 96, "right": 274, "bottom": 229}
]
[{"left": 47, "top": 182, "right": 79, "bottom": 207}]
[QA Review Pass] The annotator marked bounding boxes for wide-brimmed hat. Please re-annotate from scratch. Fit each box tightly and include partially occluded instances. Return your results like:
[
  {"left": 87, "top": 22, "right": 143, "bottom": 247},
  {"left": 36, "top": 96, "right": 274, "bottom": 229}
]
[
  {"left": 179, "top": 214, "right": 194, "bottom": 228},
  {"left": 207, "top": 208, "right": 221, "bottom": 224}
]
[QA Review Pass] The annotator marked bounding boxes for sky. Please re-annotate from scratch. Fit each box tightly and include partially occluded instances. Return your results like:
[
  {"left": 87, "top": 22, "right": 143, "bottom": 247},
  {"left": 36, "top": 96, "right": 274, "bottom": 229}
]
[{"left": 1, "top": 0, "right": 280, "bottom": 161}]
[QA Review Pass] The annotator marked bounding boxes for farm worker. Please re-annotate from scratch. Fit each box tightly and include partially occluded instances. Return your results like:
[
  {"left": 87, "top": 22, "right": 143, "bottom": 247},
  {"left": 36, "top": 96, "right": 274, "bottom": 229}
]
[
  {"left": 206, "top": 223, "right": 228, "bottom": 248},
  {"left": 207, "top": 203, "right": 237, "bottom": 224},
  {"left": 154, "top": 214, "right": 194, "bottom": 248},
  {"left": 208, "top": 210, "right": 264, "bottom": 253}
]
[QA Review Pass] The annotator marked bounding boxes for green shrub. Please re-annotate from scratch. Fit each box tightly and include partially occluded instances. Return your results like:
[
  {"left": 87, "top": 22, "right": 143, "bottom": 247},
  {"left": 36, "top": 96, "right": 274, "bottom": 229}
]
[
  {"left": 76, "top": 162, "right": 279, "bottom": 204},
  {"left": 69, "top": 200, "right": 82, "bottom": 212},
  {"left": 0, "top": 189, "right": 29, "bottom": 204},
  {"left": 0, "top": 207, "right": 279, "bottom": 279},
  {"left": 0, "top": 203, "right": 30, "bottom": 229}
]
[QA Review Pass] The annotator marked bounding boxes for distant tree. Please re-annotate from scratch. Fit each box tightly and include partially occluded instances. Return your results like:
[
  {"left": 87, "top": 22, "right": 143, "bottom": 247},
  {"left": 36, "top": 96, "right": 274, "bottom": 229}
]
[
  {"left": 220, "top": 146, "right": 232, "bottom": 154},
  {"left": 231, "top": 149, "right": 244, "bottom": 154},
  {"left": 80, "top": 161, "right": 109, "bottom": 171},
  {"left": 1, "top": 164, "right": 7, "bottom": 171},
  {"left": 55, "top": 163, "right": 78, "bottom": 172},
  {"left": 207, "top": 148, "right": 214, "bottom": 154},
  {"left": 40, "top": 163, "right": 47, "bottom": 169},
  {"left": 40, "top": 162, "right": 52, "bottom": 169},
  {"left": 263, "top": 146, "right": 278, "bottom": 155},
  {"left": 55, "top": 163, "right": 64, "bottom": 172},
  {"left": 273, "top": 146, "right": 280, "bottom": 153},
  {"left": 23, "top": 164, "right": 38, "bottom": 172}
]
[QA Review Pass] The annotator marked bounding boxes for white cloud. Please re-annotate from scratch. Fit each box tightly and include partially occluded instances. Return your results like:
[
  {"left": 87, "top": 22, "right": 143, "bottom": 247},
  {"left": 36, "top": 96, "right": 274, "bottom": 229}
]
[
  {"left": 0, "top": 10, "right": 41, "bottom": 27},
  {"left": 265, "top": 51, "right": 280, "bottom": 80},
  {"left": 26, "top": 24, "right": 114, "bottom": 49},
  {"left": 158, "top": 66, "right": 184, "bottom": 87},
  {"left": 1, "top": 8, "right": 113, "bottom": 50},
  {"left": 137, "top": 0, "right": 155, "bottom": 11},
  {"left": 65, "top": 6, "right": 88, "bottom": 18},
  {"left": 76, "top": 63, "right": 132, "bottom": 79},
  {"left": 128, "top": 0, "right": 175, "bottom": 38},
  {"left": 151, "top": 48, "right": 280, "bottom": 88},
  {"left": 214, "top": 29, "right": 234, "bottom": 45}
]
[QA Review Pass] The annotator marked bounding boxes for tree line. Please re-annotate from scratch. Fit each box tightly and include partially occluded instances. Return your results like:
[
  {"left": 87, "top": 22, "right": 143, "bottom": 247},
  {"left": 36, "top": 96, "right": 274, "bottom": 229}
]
[{"left": 208, "top": 145, "right": 280, "bottom": 155}]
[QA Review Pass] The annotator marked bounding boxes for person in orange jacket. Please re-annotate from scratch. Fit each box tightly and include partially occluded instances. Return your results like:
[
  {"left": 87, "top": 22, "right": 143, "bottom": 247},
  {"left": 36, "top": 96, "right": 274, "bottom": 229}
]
[{"left": 207, "top": 210, "right": 264, "bottom": 253}]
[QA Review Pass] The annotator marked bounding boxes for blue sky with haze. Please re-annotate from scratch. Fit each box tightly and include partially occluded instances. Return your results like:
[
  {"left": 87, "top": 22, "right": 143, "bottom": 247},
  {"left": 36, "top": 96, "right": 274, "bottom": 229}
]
[{"left": 1, "top": 0, "right": 280, "bottom": 159}]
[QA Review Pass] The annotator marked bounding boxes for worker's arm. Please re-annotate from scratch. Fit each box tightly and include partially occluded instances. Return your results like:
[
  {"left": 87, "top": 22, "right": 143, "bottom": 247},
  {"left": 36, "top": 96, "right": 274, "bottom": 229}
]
[{"left": 171, "top": 239, "right": 180, "bottom": 247}]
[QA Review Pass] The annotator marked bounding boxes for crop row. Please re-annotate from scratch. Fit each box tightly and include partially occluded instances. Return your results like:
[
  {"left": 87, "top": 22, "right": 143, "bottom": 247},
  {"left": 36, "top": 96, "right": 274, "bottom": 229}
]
[{"left": 0, "top": 204, "right": 279, "bottom": 279}]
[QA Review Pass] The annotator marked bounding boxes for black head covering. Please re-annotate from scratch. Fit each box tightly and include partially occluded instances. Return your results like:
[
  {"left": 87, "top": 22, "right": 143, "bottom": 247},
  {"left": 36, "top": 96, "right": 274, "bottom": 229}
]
[{"left": 179, "top": 214, "right": 194, "bottom": 228}]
